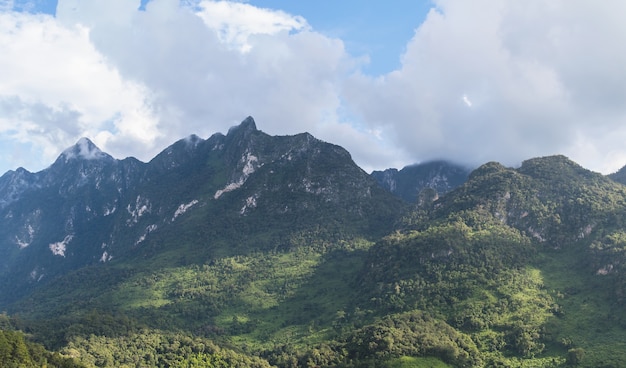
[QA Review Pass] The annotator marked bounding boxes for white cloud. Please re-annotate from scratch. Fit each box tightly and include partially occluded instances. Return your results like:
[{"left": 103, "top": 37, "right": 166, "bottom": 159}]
[
  {"left": 344, "top": 0, "right": 626, "bottom": 173},
  {"left": 462, "top": 95, "right": 472, "bottom": 107},
  {"left": 0, "top": 0, "right": 366, "bottom": 173},
  {"left": 0, "top": 0, "right": 12, "bottom": 12},
  {"left": 2, "top": 0, "right": 626, "bottom": 176},
  {"left": 0, "top": 9, "right": 159, "bottom": 167},
  {"left": 314, "top": 121, "right": 408, "bottom": 173},
  {"left": 195, "top": 0, "right": 309, "bottom": 52}
]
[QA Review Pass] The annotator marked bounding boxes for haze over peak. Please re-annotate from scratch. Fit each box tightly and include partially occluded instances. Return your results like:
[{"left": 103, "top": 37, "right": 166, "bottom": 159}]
[{"left": 60, "top": 137, "right": 112, "bottom": 162}]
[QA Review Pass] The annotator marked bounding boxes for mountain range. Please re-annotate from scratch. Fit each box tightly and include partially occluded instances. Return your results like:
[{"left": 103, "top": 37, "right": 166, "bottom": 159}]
[
  {"left": 2, "top": 117, "right": 626, "bottom": 367},
  {"left": 0, "top": 117, "right": 407, "bottom": 304}
]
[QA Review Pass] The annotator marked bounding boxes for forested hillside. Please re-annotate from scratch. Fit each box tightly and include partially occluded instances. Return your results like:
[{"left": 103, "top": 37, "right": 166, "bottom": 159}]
[{"left": 3, "top": 123, "right": 626, "bottom": 367}]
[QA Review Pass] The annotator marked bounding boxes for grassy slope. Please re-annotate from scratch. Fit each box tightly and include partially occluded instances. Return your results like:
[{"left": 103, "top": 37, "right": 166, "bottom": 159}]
[{"left": 537, "top": 244, "right": 626, "bottom": 367}]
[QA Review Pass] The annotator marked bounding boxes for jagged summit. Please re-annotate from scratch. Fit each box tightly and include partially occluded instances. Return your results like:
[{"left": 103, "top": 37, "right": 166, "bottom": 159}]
[
  {"left": 14, "top": 167, "right": 31, "bottom": 174},
  {"left": 372, "top": 160, "right": 471, "bottom": 203},
  {"left": 227, "top": 116, "right": 258, "bottom": 137},
  {"left": 59, "top": 137, "right": 112, "bottom": 162},
  {"left": 239, "top": 116, "right": 257, "bottom": 131},
  {"left": 0, "top": 116, "right": 405, "bottom": 306}
]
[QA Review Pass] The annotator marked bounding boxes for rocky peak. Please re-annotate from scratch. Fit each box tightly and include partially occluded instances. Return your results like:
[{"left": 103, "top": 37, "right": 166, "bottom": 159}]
[
  {"left": 59, "top": 138, "right": 113, "bottom": 162},
  {"left": 372, "top": 160, "right": 471, "bottom": 203},
  {"left": 239, "top": 116, "right": 257, "bottom": 131},
  {"left": 226, "top": 116, "right": 259, "bottom": 143},
  {"left": 372, "top": 168, "right": 399, "bottom": 192},
  {"left": 42, "top": 138, "right": 119, "bottom": 193},
  {"left": 149, "top": 134, "right": 208, "bottom": 172},
  {"left": 0, "top": 167, "right": 39, "bottom": 209}
]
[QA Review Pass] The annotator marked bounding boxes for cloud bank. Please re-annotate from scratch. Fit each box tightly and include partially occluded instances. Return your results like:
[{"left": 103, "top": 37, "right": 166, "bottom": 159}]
[
  {"left": 345, "top": 0, "right": 626, "bottom": 173},
  {"left": 0, "top": 0, "right": 626, "bottom": 175}
]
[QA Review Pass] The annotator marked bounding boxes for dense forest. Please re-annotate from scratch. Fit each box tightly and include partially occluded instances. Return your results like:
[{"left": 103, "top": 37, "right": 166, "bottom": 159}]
[{"left": 4, "top": 152, "right": 626, "bottom": 367}]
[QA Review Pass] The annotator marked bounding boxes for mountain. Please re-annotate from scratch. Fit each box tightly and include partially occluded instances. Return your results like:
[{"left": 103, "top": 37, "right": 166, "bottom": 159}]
[
  {"left": 361, "top": 155, "right": 626, "bottom": 366},
  {"left": 0, "top": 139, "right": 147, "bottom": 302},
  {"left": 0, "top": 117, "right": 406, "bottom": 306},
  {"left": 371, "top": 160, "right": 471, "bottom": 203},
  {"left": 4, "top": 119, "right": 626, "bottom": 367}
]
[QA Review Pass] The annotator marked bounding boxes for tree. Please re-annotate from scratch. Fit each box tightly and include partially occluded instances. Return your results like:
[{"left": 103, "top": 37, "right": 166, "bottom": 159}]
[
  {"left": 566, "top": 348, "right": 585, "bottom": 366},
  {"left": 0, "top": 331, "right": 11, "bottom": 362}
]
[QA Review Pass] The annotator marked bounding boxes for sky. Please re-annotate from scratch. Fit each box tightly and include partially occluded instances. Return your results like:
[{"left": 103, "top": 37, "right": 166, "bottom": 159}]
[{"left": 1, "top": 0, "right": 626, "bottom": 176}]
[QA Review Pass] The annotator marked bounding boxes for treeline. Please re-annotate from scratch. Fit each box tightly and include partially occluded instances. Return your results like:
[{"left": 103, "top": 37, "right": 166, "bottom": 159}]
[
  {"left": 59, "top": 330, "right": 272, "bottom": 368},
  {"left": 41, "top": 311, "right": 475, "bottom": 368},
  {"left": 0, "top": 329, "right": 83, "bottom": 368}
]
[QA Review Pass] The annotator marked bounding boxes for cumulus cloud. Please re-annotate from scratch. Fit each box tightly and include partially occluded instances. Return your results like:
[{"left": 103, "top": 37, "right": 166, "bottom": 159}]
[
  {"left": 0, "top": 0, "right": 369, "bottom": 173},
  {"left": 344, "top": 0, "right": 626, "bottom": 173},
  {"left": 0, "top": 9, "right": 159, "bottom": 166},
  {"left": 1, "top": 0, "right": 626, "bottom": 175},
  {"left": 194, "top": 0, "right": 309, "bottom": 52}
]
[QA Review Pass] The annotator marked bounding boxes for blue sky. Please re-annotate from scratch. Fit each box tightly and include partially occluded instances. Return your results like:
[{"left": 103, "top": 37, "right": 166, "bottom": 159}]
[
  {"left": 243, "top": 1, "right": 432, "bottom": 75},
  {"left": 1, "top": 0, "right": 626, "bottom": 176},
  {"left": 11, "top": 0, "right": 57, "bottom": 13},
  {"left": 11, "top": 0, "right": 432, "bottom": 75}
]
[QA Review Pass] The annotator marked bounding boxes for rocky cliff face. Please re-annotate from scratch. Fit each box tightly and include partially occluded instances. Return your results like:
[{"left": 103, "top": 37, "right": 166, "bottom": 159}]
[
  {"left": 0, "top": 117, "right": 406, "bottom": 305},
  {"left": 371, "top": 160, "right": 471, "bottom": 203}
]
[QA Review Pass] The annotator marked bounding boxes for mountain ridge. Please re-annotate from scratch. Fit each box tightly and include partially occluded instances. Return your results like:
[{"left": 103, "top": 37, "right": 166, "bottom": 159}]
[
  {"left": 0, "top": 117, "right": 406, "bottom": 306},
  {"left": 4, "top": 118, "right": 626, "bottom": 367}
]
